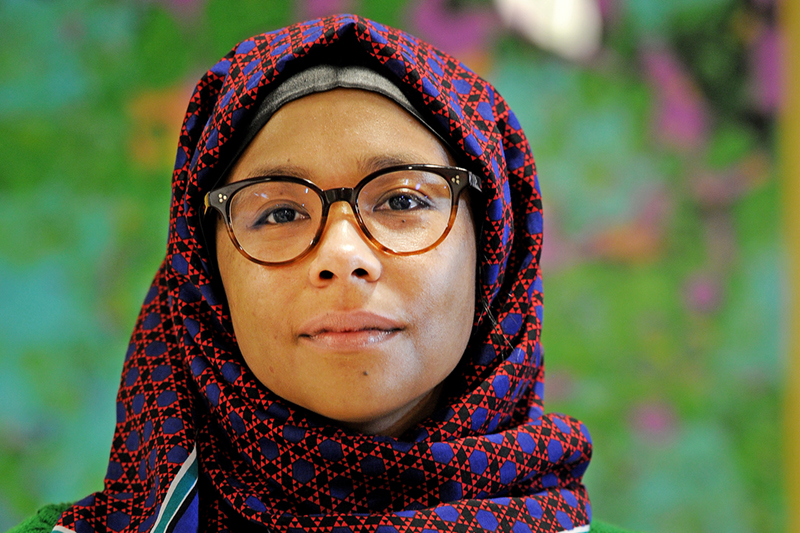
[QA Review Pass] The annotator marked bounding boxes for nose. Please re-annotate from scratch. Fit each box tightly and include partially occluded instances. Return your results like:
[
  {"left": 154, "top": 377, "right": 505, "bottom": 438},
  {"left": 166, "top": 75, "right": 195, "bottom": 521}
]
[{"left": 307, "top": 203, "right": 382, "bottom": 286}]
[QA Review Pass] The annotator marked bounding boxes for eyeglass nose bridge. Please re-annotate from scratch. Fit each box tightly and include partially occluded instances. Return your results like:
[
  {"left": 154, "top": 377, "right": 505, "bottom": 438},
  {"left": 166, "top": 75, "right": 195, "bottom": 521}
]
[
  {"left": 321, "top": 187, "right": 359, "bottom": 209},
  {"left": 318, "top": 186, "right": 369, "bottom": 242},
  {"left": 312, "top": 185, "right": 391, "bottom": 258},
  {"left": 319, "top": 187, "right": 366, "bottom": 232}
]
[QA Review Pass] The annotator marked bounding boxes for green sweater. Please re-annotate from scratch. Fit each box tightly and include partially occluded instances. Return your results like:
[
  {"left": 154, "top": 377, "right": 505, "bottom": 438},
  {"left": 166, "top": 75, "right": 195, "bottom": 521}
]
[{"left": 7, "top": 503, "right": 639, "bottom": 533}]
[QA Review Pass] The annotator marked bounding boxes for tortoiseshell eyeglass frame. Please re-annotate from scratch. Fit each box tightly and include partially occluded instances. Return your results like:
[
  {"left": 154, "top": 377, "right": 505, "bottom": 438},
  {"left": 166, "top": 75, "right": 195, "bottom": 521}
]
[{"left": 204, "top": 164, "right": 482, "bottom": 266}]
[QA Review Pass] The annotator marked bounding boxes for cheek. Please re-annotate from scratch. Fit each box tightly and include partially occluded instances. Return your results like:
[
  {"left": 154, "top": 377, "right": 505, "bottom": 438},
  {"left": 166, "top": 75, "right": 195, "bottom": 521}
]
[
  {"left": 448, "top": 209, "right": 478, "bottom": 349},
  {"left": 217, "top": 257, "right": 299, "bottom": 393},
  {"left": 447, "top": 205, "right": 478, "bottom": 313},
  {"left": 216, "top": 230, "right": 287, "bottom": 357},
  {"left": 216, "top": 231, "right": 247, "bottom": 325},
  {"left": 412, "top": 211, "right": 477, "bottom": 364}
]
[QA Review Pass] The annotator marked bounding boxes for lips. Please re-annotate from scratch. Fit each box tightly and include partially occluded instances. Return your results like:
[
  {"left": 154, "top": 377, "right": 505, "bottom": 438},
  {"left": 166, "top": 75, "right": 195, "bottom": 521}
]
[{"left": 298, "top": 311, "right": 403, "bottom": 350}]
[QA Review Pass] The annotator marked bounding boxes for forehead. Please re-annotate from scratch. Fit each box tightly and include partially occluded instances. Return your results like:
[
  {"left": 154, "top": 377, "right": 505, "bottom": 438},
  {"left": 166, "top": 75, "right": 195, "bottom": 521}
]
[{"left": 227, "top": 88, "right": 453, "bottom": 182}]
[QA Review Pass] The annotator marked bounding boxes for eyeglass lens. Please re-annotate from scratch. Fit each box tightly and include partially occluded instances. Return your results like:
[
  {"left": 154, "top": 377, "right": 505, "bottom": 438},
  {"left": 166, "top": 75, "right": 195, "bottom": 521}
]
[{"left": 228, "top": 169, "right": 453, "bottom": 263}]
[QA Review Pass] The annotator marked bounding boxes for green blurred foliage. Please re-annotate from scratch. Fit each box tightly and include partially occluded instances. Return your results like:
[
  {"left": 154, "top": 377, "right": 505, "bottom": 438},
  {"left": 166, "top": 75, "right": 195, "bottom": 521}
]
[{"left": 0, "top": 0, "right": 784, "bottom": 531}]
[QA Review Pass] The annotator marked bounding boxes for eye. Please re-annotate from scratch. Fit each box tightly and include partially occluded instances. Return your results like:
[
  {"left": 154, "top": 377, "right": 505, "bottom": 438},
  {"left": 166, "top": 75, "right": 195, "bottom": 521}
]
[
  {"left": 375, "top": 191, "right": 432, "bottom": 211},
  {"left": 253, "top": 204, "right": 310, "bottom": 226}
]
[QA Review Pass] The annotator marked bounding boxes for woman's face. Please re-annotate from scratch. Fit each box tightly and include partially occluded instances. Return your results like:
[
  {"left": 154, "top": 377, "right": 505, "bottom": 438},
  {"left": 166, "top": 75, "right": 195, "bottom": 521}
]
[{"left": 216, "top": 88, "right": 476, "bottom": 436}]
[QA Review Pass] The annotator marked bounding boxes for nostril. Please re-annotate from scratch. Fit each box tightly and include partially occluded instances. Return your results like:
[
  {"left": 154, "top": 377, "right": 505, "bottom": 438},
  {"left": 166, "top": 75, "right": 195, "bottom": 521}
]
[
  {"left": 319, "top": 270, "right": 334, "bottom": 280},
  {"left": 353, "top": 268, "right": 369, "bottom": 277}
]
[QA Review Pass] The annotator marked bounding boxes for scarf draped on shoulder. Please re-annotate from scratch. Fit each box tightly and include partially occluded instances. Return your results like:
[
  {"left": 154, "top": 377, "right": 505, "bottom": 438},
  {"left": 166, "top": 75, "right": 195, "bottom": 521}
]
[{"left": 55, "top": 14, "right": 592, "bottom": 533}]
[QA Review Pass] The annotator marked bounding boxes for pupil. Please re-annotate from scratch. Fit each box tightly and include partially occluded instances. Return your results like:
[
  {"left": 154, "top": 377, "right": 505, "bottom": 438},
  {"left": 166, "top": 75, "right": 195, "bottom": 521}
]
[
  {"left": 272, "top": 208, "right": 295, "bottom": 223},
  {"left": 388, "top": 195, "right": 413, "bottom": 210}
]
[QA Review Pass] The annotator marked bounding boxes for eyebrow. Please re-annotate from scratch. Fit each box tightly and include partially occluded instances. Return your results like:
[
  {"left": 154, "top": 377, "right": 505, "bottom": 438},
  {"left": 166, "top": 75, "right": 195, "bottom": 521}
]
[
  {"left": 240, "top": 152, "right": 443, "bottom": 181},
  {"left": 358, "top": 153, "right": 434, "bottom": 174}
]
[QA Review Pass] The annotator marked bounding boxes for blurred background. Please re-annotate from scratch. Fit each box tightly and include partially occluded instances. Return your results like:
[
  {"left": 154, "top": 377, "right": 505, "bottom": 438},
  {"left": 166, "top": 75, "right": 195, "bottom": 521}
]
[{"left": 0, "top": 0, "right": 788, "bottom": 531}]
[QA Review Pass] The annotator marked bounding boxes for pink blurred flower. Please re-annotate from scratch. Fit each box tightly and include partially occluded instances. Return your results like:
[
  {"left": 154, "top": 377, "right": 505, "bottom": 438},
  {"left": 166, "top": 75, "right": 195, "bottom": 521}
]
[
  {"left": 689, "top": 152, "right": 771, "bottom": 208},
  {"left": 630, "top": 401, "right": 678, "bottom": 443},
  {"left": 683, "top": 273, "right": 722, "bottom": 314},
  {"left": 540, "top": 208, "right": 581, "bottom": 273},
  {"left": 690, "top": 169, "right": 743, "bottom": 208},
  {"left": 407, "top": 0, "right": 499, "bottom": 70},
  {"left": 642, "top": 47, "right": 710, "bottom": 152},
  {"left": 749, "top": 27, "right": 781, "bottom": 114},
  {"left": 545, "top": 370, "right": 576, "bottom": 404},
  {"left": 596, "top": 0, "right": 618, "bottom": 24}
]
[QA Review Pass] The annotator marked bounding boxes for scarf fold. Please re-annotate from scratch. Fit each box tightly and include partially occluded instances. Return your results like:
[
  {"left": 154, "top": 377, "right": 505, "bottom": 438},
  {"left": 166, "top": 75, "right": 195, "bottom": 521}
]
[{"left": 56, "top": 14, "right": 592, "bottom": 533}]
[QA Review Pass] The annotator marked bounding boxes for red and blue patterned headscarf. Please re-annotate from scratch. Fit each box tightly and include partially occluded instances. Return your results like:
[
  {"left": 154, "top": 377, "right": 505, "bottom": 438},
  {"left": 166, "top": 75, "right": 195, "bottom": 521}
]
[{"left": 55, "top": 14, "right": 592, "bottom": 533}]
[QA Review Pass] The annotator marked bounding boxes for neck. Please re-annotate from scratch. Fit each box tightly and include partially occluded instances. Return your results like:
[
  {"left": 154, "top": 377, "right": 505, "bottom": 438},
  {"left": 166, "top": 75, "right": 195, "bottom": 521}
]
[{"left": 341, "top": 386, "right": 443, "bottom": 437}]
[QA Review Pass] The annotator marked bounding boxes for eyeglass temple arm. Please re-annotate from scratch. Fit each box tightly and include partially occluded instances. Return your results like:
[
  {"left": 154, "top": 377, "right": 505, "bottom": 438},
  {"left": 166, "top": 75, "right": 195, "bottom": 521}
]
[
  {"left": 203, "top": 194, "right": 211, "bottom": 215},
  {"left": 468, "top": 171, "right": 482, "bottom": 192}
]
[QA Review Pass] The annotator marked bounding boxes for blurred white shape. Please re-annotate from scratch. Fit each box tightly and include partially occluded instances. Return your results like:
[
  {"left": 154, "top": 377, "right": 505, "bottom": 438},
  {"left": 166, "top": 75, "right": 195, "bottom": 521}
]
[{"left": 495, "top": 0, "right": 603, "bottom": 60}]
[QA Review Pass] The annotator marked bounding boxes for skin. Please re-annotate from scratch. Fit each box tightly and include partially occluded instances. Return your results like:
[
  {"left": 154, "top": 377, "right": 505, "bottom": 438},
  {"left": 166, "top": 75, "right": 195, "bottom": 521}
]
[{"left": 216, "top": 88, "right": 476, "bottom": 437}]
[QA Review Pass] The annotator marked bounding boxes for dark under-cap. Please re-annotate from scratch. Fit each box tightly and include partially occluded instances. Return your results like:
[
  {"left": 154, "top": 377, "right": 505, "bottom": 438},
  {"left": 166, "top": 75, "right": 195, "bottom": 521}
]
[{"left": 224, "top": 63, "right": 454, "bottom": 179}]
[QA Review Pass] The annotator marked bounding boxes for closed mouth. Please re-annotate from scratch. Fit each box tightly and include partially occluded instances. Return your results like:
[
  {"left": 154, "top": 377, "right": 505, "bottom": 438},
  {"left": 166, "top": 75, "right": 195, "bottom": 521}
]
[{"left": 298, "top": 311, "right": 404, "bottom": 349}]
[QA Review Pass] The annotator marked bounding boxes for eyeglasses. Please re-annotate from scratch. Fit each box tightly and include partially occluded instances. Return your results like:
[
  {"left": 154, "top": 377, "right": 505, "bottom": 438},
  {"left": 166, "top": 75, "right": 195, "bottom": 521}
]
[{"left": 204, "top": 164, "right": 482, "bottom": 266}]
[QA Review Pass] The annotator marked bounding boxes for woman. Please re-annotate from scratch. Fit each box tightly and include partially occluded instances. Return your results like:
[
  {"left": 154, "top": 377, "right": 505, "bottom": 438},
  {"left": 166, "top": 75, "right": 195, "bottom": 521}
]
[{"left": 12, "top": 14, "right": 633, "bottom": 533}]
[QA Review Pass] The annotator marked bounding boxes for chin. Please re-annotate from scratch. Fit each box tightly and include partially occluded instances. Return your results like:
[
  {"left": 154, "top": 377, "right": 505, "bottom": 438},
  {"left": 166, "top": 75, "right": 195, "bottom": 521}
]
[
  {"left": 303, "top": 386, "right": 439, "bottom": 437},
  {"left": 303, "top": 396, "right": 398, "bottom": 425}
]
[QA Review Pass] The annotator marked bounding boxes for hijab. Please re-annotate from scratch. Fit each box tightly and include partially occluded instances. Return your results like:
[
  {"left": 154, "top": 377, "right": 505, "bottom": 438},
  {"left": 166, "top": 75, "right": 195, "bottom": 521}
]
[{"left": 55, "top": 14, "right": 592, "bottom": 533}]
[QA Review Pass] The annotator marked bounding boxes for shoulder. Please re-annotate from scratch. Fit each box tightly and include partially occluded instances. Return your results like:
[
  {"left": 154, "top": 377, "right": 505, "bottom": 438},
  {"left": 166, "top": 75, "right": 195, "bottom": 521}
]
[{"left": 5, "top": 503, "right": 71, "bottom": 533}]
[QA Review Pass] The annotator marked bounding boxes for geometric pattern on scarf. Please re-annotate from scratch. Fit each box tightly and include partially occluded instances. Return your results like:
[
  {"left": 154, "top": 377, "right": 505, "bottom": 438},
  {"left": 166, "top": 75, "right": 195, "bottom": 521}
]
[{"left": 56, "top": 14, "right": 592, "bottom": 533}]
